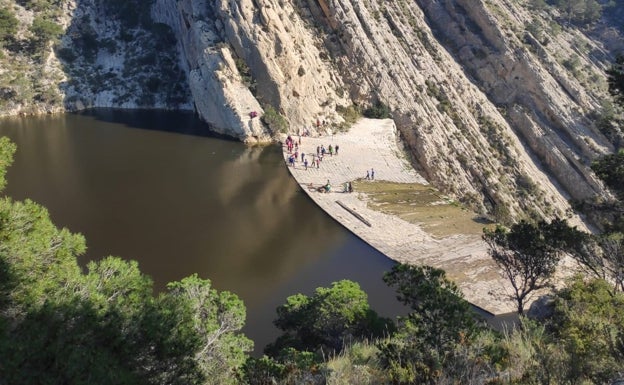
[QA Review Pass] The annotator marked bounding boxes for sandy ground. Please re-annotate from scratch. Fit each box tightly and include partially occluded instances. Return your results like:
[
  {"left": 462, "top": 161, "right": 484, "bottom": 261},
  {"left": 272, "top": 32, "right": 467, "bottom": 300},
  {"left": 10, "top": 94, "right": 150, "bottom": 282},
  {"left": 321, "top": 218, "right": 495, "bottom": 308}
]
[{"left": 281, "top": 118, "right": 517, "bottom": 315}]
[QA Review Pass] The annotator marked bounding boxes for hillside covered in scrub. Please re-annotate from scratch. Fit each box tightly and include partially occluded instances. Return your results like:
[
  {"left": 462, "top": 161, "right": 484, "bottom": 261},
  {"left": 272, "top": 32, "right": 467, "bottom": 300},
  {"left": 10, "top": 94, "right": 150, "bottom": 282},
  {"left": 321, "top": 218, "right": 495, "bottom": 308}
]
[{"left": 0, "top": 0, "right": 623, "bottom": 225}]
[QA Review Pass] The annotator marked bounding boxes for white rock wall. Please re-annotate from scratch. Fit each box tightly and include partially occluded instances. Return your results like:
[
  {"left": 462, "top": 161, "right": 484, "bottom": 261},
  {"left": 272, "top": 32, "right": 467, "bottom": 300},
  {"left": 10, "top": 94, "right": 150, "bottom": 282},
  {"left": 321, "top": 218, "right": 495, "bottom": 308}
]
[
  {"left": 303, "top": 0, "right": 621, "bottom": 222},
  {"left": 213, "top": 0, "right": 351, "bottom": 131}
]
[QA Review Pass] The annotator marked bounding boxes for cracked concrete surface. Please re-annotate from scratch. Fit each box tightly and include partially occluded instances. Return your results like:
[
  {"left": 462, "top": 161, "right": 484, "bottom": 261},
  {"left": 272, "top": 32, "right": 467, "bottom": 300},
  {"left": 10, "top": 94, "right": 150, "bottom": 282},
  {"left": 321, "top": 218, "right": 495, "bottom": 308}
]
[{"left": 281, "top": 118, "right": 521, "bottom": 315}]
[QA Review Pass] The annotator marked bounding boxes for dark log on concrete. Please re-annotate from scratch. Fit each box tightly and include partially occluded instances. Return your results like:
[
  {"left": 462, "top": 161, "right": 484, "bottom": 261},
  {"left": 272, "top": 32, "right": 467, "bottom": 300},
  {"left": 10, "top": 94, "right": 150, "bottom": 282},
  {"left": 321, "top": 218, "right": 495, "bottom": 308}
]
[{"left": 335, "top": 200, "right": 372, "bottom": 227}]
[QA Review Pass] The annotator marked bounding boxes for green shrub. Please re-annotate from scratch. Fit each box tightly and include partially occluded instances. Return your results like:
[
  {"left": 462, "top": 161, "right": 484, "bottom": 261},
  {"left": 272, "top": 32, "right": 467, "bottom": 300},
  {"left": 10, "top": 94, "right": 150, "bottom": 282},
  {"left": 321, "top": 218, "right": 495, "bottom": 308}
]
[
  {"left": 149, "top": 22, "right": 177, "bottom": 45},
  {"left": 242, "top": 356, "right": 286, "bottom": 385},
  {"left": 267, "top": 280, "right": 394, "bottom": 355},
  {"left": 261, "top": 105, "right": 288, "bottom": 133},
  {"left": 56, "top": 47, "right": 77, "bottom": 63},
  {"left": 591, "top": 149, "right": 624, "bottom": 198},
  {"left": 551, "top": 0, "right": 603, "bottom": 26},
  {"left": 234, "top": 57, "right": 257, "bottom": 95},
  {"left": 29, "top": 16, "right": 63, "bottom": 53},
  {"left": 528, "top": 0, "right": 548, "bottom": 10},
  {"left": 335, "top": 104, "right": 360, "bottom": 131},
  {"left": 492, "top": 202, "right": 511, "bottom": 224},
  {"left": 76, "top": 29, "right": 100, "bottom": 62},
  {"left": 326, "top": 341, "right": 387, "bottom": 385},
  {"left": 97, "top": 0, "right": 155, "bottom": 28},
  {"left": 363, "top": 101, "right": 391, "bottom": 119},
  {"left": 0, "top": 8, "right": 18, "bottom": 43},
  {"left": 16, "top": 0, "right": 56, "bottom": 13}
]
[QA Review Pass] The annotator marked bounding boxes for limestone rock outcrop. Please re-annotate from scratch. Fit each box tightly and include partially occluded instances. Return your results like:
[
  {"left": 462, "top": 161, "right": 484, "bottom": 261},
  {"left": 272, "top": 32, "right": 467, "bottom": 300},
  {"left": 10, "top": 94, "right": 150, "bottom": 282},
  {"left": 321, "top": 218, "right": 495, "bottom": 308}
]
[
  {"left": 213, "top": 0, "right": 352, "bottom": 130},
  {"left": 152, "top": 0, "right": 352, "bottom": 142},
  {"left": 153, "top": 0, "right": 269, "bottom": 143},
  {"left": 156, "top": 0, "right": 622, "bottom": 222},
  {"left": 306, "top": 0, "right": 619, "bottom": 222}
]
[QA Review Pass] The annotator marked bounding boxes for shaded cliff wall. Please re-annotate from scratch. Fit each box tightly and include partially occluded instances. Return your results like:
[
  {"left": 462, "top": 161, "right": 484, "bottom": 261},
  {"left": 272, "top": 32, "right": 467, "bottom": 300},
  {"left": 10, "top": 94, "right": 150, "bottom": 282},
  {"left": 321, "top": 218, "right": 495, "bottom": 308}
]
[
  {"left": 152, "top": 0, "right": 271, "bottom": 143},
  {"left": 57, "top": 0, "right": 192, "bottom": 111}
]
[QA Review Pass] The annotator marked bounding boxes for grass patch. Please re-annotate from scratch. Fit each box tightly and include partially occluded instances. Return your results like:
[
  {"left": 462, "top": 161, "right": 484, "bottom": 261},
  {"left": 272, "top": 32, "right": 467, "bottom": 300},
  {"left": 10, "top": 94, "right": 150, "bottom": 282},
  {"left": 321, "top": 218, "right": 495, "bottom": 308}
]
[{"left": 354, "top": 180, "right": 493, "bottom": 238}]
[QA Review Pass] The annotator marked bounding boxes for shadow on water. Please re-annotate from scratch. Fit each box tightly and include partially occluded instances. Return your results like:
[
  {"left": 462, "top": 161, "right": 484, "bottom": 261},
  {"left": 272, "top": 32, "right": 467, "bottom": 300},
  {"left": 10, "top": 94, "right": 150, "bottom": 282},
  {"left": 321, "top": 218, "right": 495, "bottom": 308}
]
[
  {"left": 0, "top": 109, "right": 518, "bottom": 355},
  {"left": 75, "top": 108, "right": 230, "bottom": 139},
  {"left": 0, "top": 109, "right": 416, "bottom": 355}
]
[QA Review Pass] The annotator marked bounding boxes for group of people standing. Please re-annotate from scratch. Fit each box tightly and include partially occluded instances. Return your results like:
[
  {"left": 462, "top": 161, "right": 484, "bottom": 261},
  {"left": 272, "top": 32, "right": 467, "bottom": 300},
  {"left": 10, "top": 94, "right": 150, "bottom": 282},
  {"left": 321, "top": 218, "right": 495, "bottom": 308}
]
[
  {"left": 316, "top": 144, "right": 339, "bottom": 157},
  {"left": 285, "top": 135, "right": 307, "bottom": 168},
  {"left": 284, "top": 133, "right": 376, "bottom": 194},
  {"left": 285, "top": 133, "right": 343, "bottom": 172},
  {"left": 284, "top": 135, "right": 299, "bottom": 153}
]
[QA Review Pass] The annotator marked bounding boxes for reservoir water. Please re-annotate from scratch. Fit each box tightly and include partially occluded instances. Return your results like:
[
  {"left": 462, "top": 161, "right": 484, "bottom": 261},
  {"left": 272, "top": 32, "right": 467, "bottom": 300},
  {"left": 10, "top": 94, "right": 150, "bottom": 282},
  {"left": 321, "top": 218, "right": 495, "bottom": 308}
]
[{"left": 0, "top": 109, "right": 407, "bottom": 354}]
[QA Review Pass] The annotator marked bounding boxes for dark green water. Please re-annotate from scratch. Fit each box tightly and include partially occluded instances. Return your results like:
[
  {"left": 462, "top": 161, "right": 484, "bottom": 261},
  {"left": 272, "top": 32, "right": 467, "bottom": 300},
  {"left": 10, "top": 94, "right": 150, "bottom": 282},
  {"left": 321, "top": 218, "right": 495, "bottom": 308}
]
[{"left": 0, "top": 109, "right": 406, "bottom": 354}]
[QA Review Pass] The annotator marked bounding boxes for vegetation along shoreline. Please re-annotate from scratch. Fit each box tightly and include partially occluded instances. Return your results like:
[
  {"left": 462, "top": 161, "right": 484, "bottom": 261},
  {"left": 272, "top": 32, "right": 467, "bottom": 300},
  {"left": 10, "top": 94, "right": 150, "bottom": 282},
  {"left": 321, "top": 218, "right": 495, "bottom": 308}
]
[{"left": 1, "top": 0, "right": 624, "bottom": 383}]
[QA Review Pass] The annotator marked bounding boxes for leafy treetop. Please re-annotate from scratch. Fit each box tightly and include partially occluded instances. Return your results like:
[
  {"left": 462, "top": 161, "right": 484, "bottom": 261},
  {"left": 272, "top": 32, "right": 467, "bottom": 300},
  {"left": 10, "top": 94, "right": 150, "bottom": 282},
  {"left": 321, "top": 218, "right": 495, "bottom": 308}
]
[
  {"left": 0, "top": 138, "right": 251, "bottom": 385},
  {"left": 268, "top": 280, "right": 393, "bottom": 355}
]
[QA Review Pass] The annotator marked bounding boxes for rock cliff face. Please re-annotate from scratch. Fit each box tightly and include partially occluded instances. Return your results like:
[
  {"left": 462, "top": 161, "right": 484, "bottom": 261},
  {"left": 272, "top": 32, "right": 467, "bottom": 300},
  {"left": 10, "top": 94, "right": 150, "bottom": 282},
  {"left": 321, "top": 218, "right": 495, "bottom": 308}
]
[
  {"left": 153, "top": 0, "right": 352, "bottom": 142},
  {"left": 305, "top": 0, "right": 620, "bottom": 221},
  {"left": 152, "top": 0, "right": 271, "bottom": 142},
  {"left": 1, "top": 0, "right": 623, "bottom": 221},
  {"left": 176, "top": 0, "right": 621, "bottom": 221}
]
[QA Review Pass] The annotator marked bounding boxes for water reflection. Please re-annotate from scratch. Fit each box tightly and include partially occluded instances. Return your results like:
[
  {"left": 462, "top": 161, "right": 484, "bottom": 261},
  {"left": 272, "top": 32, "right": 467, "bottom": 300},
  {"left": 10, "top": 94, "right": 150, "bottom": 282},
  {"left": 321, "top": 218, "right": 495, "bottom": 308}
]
[{"left": 0, "top": 110, "right": 406, "bottom": 354}]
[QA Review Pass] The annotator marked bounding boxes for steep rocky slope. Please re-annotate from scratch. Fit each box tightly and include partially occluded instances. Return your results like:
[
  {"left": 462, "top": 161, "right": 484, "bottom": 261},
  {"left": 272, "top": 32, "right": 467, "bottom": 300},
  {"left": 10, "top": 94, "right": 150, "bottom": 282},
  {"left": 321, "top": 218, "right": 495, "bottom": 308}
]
[
  {"left": 1, "top": 0, "right": 623, "bottom": 222},
  {"left": 164, "top": 0, "right": 622, "bottom": 222},
  {"left": 303, "top": 0, "right": 621, "bottom": 222}
]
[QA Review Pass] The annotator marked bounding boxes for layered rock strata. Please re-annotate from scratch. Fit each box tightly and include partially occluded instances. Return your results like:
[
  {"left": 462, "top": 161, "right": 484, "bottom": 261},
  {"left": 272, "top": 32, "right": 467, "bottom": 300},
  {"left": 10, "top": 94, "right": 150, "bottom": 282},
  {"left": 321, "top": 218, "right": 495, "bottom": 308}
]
[{"left": 158, "top": 0, "right": 621, "bottom": 222}]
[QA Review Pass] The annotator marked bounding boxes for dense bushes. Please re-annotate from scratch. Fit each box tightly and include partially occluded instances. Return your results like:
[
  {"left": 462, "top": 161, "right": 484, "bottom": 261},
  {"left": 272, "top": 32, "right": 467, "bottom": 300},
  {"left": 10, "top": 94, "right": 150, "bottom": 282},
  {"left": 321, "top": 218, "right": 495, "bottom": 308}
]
[
  {"left": 551, "top": 0, "right": 603, "bottom": 25},
  {"left": 96, "top": 0, "right": 155, "bottom": 28},
  {"left": 608, "top": 56, "right": 624, "bottom": 106},
  {"left": 261, "top": 105, "right": 288, "bottom": 133},
  {"left": 29, "top": 15, "right": 62, "bottom": 51},
  {"left": 266, "top": 280, "right": 393, "bottom": 356},
  {"left": 363, "top": 101, "right": 391, "bottom": 119},
  {"left": 0, "top": 138, "right": 252, "bottom": 385},
  {"left": 0, "top": 8, "right": 18, "bottom": 44},
  {"left": 592, "top": 149, "right": 624, "bottom": 198}
]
